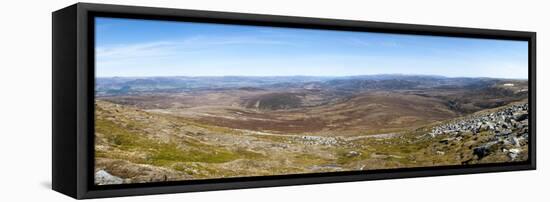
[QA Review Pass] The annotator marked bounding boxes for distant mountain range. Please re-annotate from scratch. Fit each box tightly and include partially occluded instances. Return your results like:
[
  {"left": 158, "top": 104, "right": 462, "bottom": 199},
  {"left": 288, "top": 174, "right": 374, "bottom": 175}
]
[{"left": 96, "top": 74, "right": 527, "bottom": 96}]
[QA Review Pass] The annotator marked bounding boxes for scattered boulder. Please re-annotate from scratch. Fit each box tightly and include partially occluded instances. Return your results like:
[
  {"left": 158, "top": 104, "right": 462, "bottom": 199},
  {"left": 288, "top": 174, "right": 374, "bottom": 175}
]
[
  {"left": 473, "top": 147, "right": 490, "bottom": 160},
  {"left": 346, "top": 151, "right": 361, "bottom": 157},
  {"left": 298, "top": 135, "right": 341, "bottom": 146},
  {"left": 95, "top": 170, "right": 124, "bottom": 185},
  {"left": 507, "top": 148, "right": 522, "bottom": 161},
  {"left": 473, "top": 141, "right": 498, "bottom": 160},
  {"left": 513, "top": 112, "right": 528, "bottom": 122},
  {"left": 510, "top": 137, "right": 521, "bottom": 147},
  {"left": 427, "top": 103, "right": 528, "bottom": 137},
  {"left": 424, "top": 103, "right": 529, "bottom": 162}
]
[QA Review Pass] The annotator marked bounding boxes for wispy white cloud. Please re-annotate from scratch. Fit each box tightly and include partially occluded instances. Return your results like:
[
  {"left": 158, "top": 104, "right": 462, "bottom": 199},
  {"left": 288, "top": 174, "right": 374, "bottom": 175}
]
[
  {"left": 184, "top": 35, "right": 291, "bottom": 46},
  {"left": 96, "top": 35, "right": 291, "bottom": 61},
  {"left": 96, "top": 41, "right": 177, "bottom": 59}
]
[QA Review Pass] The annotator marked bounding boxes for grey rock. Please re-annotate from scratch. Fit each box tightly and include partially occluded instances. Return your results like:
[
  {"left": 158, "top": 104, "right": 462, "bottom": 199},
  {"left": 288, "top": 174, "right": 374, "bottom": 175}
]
[
  {"left": 346, "top": 151, "right": 361, "bottom": 157},
  {"left": 513, "top": 112, "right": 528, "bottom": 122},
  {"left": 95, "top": 170, "right": 123, "bottom": 185},
  {"left": 508, "top": 148, "right": 521, "bottom": 161},
  {"left": 510, "top": 137, "right": 521, "bottom": 147},
  {"left": 473, "top": 146, "right": 490, "bottom": 160},
  {"left": 426, "top": 103, "right": 528, "bottom": 139}
]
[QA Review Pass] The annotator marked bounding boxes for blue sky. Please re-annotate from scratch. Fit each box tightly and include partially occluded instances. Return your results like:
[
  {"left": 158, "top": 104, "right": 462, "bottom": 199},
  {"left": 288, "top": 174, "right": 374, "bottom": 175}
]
[{"left": 95, "top": 17, "right": 528, "bottom": 79}]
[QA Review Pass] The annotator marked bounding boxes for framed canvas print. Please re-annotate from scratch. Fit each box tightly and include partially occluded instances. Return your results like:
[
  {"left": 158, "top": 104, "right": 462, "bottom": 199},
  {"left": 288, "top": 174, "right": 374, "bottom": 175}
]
[{"left": 52, "top": 3, "right": 536, "bottom": 199}]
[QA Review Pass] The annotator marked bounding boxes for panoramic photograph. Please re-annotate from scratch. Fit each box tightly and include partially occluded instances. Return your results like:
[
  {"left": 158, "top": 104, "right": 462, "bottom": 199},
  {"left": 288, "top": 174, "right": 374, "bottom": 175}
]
[{"left": 93, "top": 17, "right": 529, "bottom": 185}]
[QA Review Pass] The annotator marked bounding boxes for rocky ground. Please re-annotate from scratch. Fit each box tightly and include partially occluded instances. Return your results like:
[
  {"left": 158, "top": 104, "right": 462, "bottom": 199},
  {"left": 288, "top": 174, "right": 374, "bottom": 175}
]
[{"left": 425, "top": 102, "right": 529, "bottom": 163}]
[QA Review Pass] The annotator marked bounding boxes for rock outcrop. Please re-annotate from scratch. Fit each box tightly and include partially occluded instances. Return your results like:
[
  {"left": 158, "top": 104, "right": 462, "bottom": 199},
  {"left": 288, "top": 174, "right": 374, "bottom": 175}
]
[
  {"left": 95, "top": 170, "right": 124, "bottom": 185},
  {"left": 426, "top": 103, "right": 529, "bottom": 162},
  {"left": 429, "top": 103, "right": 528, "bottom": 137}
]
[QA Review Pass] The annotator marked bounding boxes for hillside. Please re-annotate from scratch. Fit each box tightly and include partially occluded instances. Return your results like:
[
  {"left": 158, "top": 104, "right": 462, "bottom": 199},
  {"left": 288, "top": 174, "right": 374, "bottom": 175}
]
[
  {"left": 94, "top": 99, "right": 529, "bottom": 185},
  {"left": 94, "top": 75, "right": 529, "bottom": 185}
]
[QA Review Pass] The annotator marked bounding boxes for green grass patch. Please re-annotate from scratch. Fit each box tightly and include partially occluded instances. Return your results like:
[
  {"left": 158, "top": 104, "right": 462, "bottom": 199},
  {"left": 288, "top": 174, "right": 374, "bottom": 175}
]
[{"left": 95, "top": 117, "right": 263, "bottom": 168}]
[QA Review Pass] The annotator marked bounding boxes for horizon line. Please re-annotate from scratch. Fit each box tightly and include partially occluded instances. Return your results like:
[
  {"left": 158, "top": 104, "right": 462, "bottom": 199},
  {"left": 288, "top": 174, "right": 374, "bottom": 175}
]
[{"left": 95, "top": 73, "right": 528, "bottom": 80}]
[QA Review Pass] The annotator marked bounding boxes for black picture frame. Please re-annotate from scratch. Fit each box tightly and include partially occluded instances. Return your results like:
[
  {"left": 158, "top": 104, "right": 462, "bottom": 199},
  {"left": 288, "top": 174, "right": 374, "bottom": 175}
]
[{"left": 52, "top": 2, "right": 536, "bottom": 199}]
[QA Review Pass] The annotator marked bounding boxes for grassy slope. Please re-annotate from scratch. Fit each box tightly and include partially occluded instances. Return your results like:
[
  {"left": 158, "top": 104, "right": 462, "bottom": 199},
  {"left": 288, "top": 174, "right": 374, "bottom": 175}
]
[{"left": 95, "top": 99, "right": 528, "bottom": 184}]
